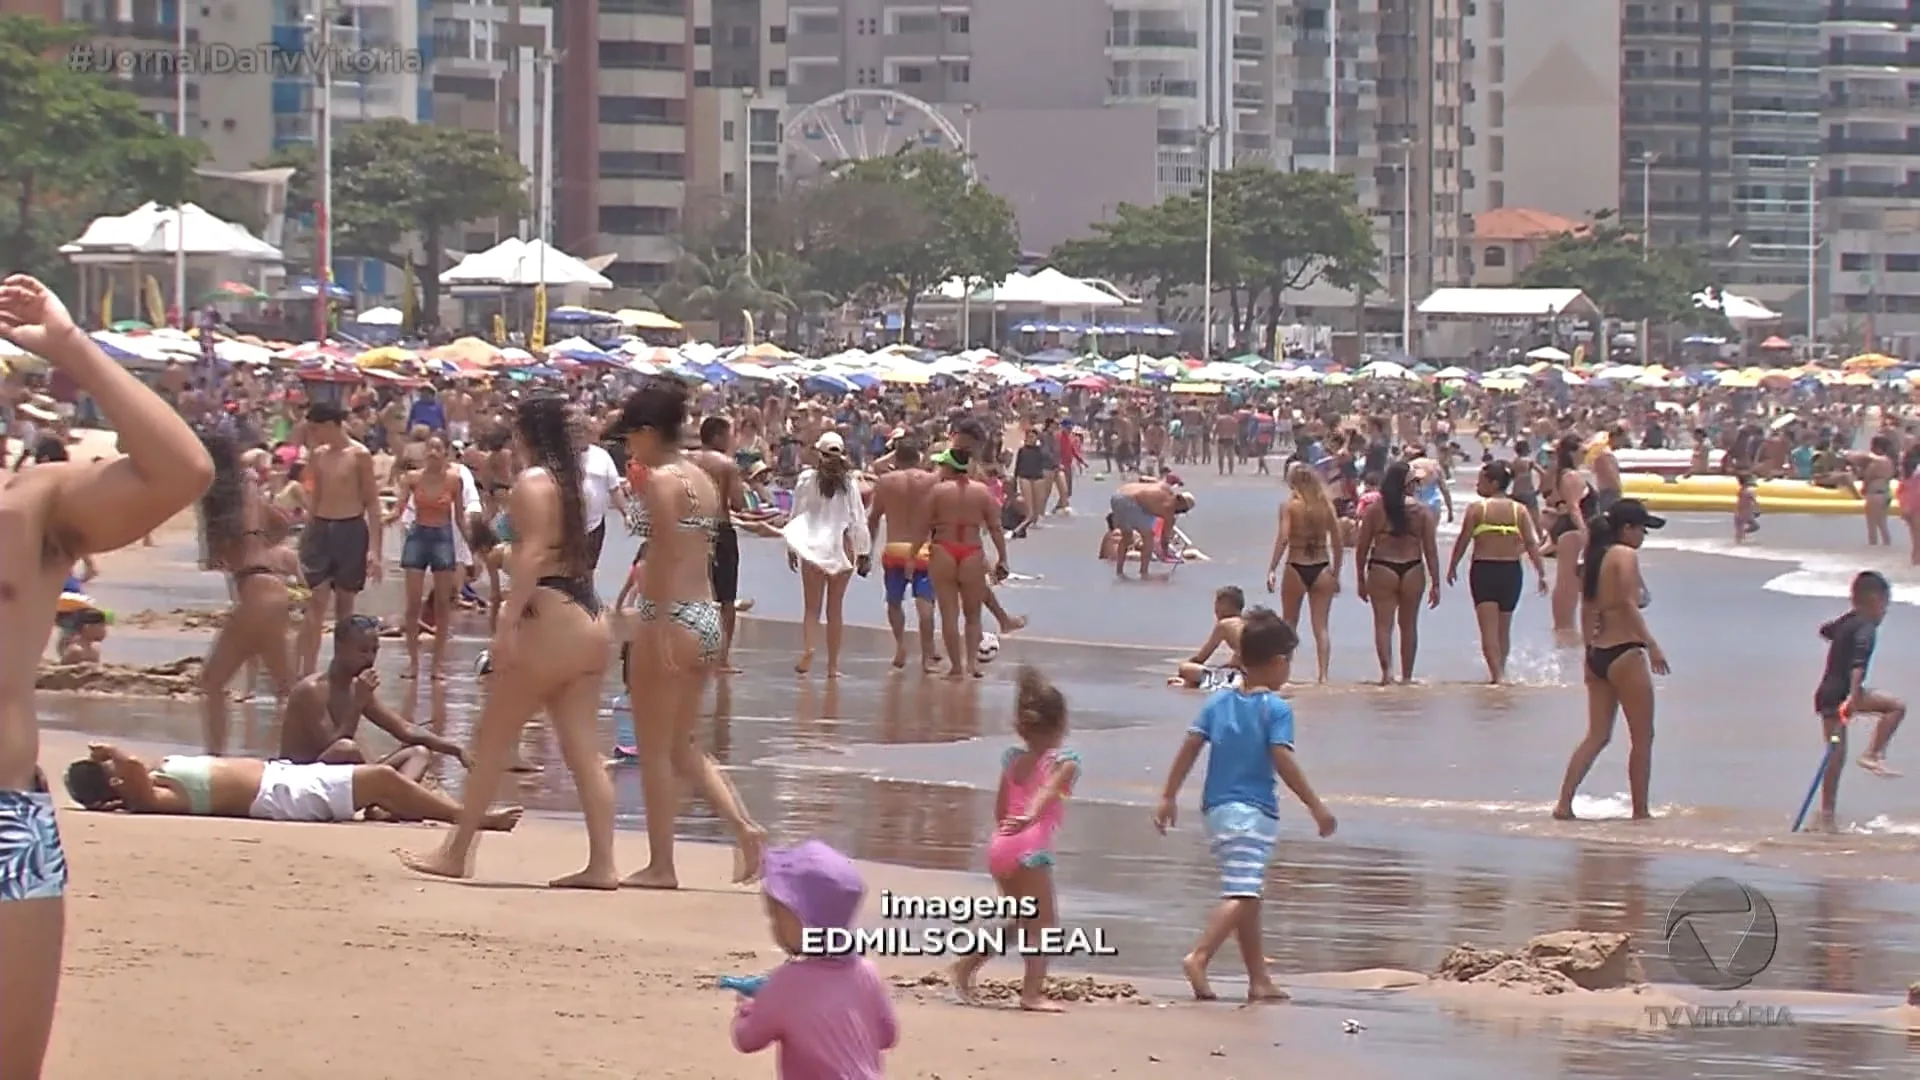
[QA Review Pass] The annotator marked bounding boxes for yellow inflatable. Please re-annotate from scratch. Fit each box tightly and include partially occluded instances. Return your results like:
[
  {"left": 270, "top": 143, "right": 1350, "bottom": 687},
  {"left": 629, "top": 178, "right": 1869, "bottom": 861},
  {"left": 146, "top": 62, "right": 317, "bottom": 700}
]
[{"left": 1620, "top": 475, "right": 1894, "bottom": 515}]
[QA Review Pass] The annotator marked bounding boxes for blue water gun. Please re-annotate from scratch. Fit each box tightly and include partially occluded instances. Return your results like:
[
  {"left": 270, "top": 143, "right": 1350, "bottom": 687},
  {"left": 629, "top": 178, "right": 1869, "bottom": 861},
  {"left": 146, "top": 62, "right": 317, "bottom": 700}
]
[{"left": 718, "top": 974, "right": 768, "bottom": 997}]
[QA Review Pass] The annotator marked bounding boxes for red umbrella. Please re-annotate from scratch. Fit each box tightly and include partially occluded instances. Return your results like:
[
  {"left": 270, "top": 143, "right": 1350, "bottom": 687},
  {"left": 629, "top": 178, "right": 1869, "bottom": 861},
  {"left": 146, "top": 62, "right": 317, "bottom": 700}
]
[
  {"left": 1067, "top": 375, "right": 1109, "bottom": 390},
  {"left": 1760, "top": 335, "right": 1791, "bottom": 349}
]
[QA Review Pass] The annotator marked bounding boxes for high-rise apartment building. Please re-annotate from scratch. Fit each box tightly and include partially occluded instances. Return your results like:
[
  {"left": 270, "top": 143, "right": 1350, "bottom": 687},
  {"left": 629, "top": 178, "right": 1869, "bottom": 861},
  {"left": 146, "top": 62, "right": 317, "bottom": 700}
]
[
  {"left": 683, "top": 0, "right": 784, "bottom": 237},
  {"left": 1822, "top": 0, "right": 1920, "bottom": 347},
  {"left": 554, "top": 0, "right": 688, "bottom": 296},
  {"left": 271, "top": 0, "right": 431, "bottom": 150}
]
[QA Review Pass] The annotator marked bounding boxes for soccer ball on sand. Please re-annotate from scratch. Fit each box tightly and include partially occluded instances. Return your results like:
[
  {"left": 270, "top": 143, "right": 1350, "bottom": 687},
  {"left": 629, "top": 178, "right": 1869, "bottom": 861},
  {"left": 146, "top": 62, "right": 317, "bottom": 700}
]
[{"left": 976, "top": 632, "right": 1000, "bottom": 664}]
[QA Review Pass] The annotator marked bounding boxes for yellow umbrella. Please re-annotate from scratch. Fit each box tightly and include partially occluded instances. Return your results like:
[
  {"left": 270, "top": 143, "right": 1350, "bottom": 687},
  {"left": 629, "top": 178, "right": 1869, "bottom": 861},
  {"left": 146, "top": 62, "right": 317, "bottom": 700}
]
[
  {"left": 616, "top": 308, "right": 682, "bottom": 331},
  {"left": 1843, "top": 352, "right": 1899, "bottom": 371},
  {"left": 1840, "top": 371, "right": 1877, "bottom": 386},
  {"left": 428, "top": 336, "right": 503, "bottom": 368},
  {"left": 1172, "top": 382, "right": 1225, "bottom": 395},
  {"left": 745, "top": 341, "right": 794, "bottom": 359},
  {"left": 354, "top": 345, "right": 416, "bottom": 369},
  {"left": 878, "top": 368, "right": 930, "bottom": 385}
]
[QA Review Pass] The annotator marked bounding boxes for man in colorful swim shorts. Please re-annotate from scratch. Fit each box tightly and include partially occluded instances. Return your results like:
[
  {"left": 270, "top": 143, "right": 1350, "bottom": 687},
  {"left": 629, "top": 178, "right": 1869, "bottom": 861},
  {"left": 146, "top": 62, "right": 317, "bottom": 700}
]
[
  {"left": 863, "top": 438, "right": 941, "bottom": 670},
  {"left": 0, "top": 274, "right": 215, "bottom": 1080}
]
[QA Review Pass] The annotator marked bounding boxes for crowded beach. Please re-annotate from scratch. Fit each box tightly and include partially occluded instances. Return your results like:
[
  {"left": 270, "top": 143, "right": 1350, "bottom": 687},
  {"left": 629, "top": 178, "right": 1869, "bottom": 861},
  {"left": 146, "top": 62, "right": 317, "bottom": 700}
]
[{"left": 3, "top": 274, "right": 1920, "bottom": 1078}]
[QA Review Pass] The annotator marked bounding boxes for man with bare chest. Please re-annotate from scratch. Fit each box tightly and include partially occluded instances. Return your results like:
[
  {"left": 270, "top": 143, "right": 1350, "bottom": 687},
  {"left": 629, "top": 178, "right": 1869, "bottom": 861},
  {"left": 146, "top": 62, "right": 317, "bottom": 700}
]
[
  {"left": 279, "top": 616, "right": 468, "bottom": 779},
  {"left": 297, "top": 401, "right": 383, "bottom": 674},
  {"left": 0, "top": 274, "right": 214, "bottom": 1079},
  {"left": 690, "top": 416, "right": 750, "bottom": 669},
  {"left": 864, "top": 438, "right": 941, "bottom": 670}
]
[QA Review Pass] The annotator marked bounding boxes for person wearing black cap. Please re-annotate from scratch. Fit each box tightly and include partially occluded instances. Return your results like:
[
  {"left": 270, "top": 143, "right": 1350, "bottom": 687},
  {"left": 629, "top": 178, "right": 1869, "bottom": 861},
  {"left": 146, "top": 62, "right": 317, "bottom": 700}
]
[{"left": 1554, "top": 498, "right": 1670, "bottom": 821}]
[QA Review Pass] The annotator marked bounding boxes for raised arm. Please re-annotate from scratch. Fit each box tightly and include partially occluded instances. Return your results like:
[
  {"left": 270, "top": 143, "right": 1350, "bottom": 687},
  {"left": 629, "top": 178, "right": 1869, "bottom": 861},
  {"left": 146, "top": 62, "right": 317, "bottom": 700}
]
[{"left": 0, "top": 277, "right": 215, "bottom": 553}]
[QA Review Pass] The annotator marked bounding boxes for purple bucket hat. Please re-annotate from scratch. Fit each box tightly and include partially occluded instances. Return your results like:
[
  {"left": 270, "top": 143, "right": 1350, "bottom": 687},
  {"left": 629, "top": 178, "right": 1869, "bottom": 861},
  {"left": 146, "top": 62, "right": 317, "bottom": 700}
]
[{"left": 762, "top": 839, "right": 865, "bottom": 931}]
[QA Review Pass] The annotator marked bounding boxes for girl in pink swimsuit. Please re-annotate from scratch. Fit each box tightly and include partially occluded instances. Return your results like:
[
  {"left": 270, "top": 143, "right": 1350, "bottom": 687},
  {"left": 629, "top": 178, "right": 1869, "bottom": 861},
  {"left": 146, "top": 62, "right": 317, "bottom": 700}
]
[{"left": 952, "top": 666, "right": 1081, "bottom": 1011}]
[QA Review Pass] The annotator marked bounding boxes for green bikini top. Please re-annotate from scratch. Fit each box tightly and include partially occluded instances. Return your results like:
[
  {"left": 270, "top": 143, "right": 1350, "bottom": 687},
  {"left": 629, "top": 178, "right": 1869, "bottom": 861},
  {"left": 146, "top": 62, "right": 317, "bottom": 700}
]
[{"left": 154, "top": 755, "right": 217, "bottom": 815}]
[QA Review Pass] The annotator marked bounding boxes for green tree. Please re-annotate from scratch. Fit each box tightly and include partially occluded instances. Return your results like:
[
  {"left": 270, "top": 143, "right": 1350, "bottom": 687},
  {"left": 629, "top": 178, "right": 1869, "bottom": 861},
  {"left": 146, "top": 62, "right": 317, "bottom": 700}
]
[
  {"left": 261, "top": 119, "right": 527, "bottom": 316},
  {"left": 1051, "top": 166, "right": 1378, "bottom": 350},
  {"left": 793, "top": 148, "right": 1019, "bottom": 333},
  {"left": 0, "top": 15, "right": 205, "bottom": 290},
  {"left": 1517, "top": 211, "right": 1720, "bottom": 330}
]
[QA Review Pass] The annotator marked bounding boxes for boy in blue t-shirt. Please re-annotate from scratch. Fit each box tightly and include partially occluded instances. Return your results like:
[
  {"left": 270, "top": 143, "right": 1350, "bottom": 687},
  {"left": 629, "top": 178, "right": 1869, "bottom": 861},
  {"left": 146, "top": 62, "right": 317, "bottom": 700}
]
[{"left": 1154, "top": 608, "right": 1336, "bottom": 1002}]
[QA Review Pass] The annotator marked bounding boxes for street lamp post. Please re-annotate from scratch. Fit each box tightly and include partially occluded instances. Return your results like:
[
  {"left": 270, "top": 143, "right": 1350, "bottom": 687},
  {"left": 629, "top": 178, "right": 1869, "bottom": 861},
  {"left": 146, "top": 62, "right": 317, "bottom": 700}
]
[
  {"left": 1200, "top": 124, "right": 1219, "bottom": 358},
  {"left": 1806, "top": 159, "right": 1819, "bottom": 352},
  {"left": 742, "top": 86, "right": 757, "bottom": 274},
  {"left": 960, "top": 102, "right": 977, "bottom": 349},
  {"left": 1398, "top": 141, "right": 1413, "bottom": 355},
  {"left": 536, "top": 50, "right": 560, "bottom": 294},
  {"left": 172, "top": 2, "right": 188, "bottom": 327},
  {"left": 310, "top": 2, "right": 334, "bottom": 343},
  {"left": 1638, "top": 152, "right": 1657, "bottom": 365}
]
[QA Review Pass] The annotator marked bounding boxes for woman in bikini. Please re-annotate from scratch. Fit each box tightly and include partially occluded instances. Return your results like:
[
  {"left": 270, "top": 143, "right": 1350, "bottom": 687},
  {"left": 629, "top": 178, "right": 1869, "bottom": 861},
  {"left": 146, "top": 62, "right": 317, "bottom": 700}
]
[
  {"left": 400, "top": 395, "right": 618, "bottom": 889},
  {"left": 1900, "top": 443, "right": 1920, "bottom": 566},
  {"left": 1544, "top": 434, "right": 1594, "bottom": 637},
  {"left": 917, "top": 445, "right": 1010, "bottom": 680},
  {"left": 1265, "top": 463, "right": 1343, "bottom": 683},
  {"left": 1858, "top": 434, "right": 1898, "bottom": 548},
  {"left": 1554, "top": 499, "right": 1669, "bottom": 821},
  {"left": 387, "top": 434, "right": 462, "bottom": 681},
  {"left": 780, "top": 431, "right": 871, "bottom": 677},
  {"left": 196, "top": 428, "right": 296, "bottom": 755},
  {"left": 618, "top": 377, "right": 767, "bottom": 888},
  {"left": 1445, "top": 461, "right": 1548, "bottom": 684},
  {"left": 1354, "top": 460, "right": 1440, "bottom": 684}
]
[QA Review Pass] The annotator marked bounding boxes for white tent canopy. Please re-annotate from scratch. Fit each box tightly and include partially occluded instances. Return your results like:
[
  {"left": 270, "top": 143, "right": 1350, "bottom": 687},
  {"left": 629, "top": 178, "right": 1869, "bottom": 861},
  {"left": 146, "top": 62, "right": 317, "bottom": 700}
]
[
  {"left": 1693, "top": 289, "right": 1780, "bottom": 328},
  {"left": 355, "top": 306, "right": 403, "bottom": 326},
  {"left": 1417, "top": 288, "right": 1601, "bottom": 319},
  {"left": 1526, "top": 345, "right": 1572, "bottom": 361},
  {"left": 64, "top": 202, "right": 283, "bottom": 262},
  {"left": 440, "top": 237, "right": 613, "bottom": 288},
  {"left": 932, "top": 268, "right": 1125, "bottom": 308}
]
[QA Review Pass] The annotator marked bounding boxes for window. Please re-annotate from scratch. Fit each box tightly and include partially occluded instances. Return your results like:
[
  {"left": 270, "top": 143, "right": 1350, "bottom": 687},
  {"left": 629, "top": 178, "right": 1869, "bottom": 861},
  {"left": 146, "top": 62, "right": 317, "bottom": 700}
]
[
  {"left": 856, "top": 16, "right": 876, "bottom": 34},
  {"left": 599, "top": 151, "right": 684, "bottom": 178},
  {"left": 694, "top": 69, "right": 712, "bottom": 86},
  {"left": 604, "top": 261, "right": 671, "bottom": 289},
  {"left": 769, "top": 68, "right": 787, "bottom": 86},
  {"left": 722, "top": 172, "right": 735, "bottom": 193},
  {"left": 794, "top": 14, "right": 838, "bottom": 34},
  {"left": 892, "top": 12, "right": 938, "bottom": 33},
  {"left": 723, "top": 120, "right": 735, "bottom": 141},
  {"left": 1889, "top": 254, "right": 1920, "bottom": 273},
  {"left": 1482, "top": 246, "right": 1507, "bottom": 267},
  {"left": 1841, "top": 253, "right": 1870, "bottom": 271},
  {"left": 896, "top": 65, "right": 924, "bottom": 84},
  {"left": 599, "top": 41, "right": 681, "bottom": 69},
  {"left": 948, "top": 62, "right": 970, "bottom": 83},
  {"left": 1489, "top": 90, "right": 1504, "bottom": 127},
  {"left": 694, "top": 26, "right": 711, "bottom": 44},
  {"left": 599, "top": 205, "right": 677, "bottom": 235},
  {"left": 1489, "top": 179, "right": 1504, "bottom": 206},
  {"left": 770, "top": 25, "right": 787, "bottom": 43},
  {"left": 599, "top": 96, "right": 679, "bottom": 124},
  {"left": 947, "top": 13, "right": 970, "bottom": 33}
]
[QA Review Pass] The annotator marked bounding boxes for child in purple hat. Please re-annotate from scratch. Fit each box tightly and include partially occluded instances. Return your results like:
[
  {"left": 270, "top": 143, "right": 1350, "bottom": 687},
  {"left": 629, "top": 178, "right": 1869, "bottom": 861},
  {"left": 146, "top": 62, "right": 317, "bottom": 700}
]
[{"left": 732, "top": 839, "right": 898, "bottom": 1078}]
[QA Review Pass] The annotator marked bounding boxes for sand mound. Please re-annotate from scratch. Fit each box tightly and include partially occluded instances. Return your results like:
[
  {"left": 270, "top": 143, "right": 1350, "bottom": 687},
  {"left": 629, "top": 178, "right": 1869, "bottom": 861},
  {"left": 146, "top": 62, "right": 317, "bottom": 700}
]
[
  {"left": 893, "top": 970, "right": 1146, "bottom": 1004},
  {"left": 1434, "top": 931, "right": 1644, "bottom": 995},
  {"left": 37, "top": 657, "right": 205, "bottom": 698}
]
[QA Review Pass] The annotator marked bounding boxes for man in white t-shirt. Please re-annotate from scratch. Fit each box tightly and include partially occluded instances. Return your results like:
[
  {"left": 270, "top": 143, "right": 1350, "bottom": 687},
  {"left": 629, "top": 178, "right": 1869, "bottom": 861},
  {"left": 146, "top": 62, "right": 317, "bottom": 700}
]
[{"left": 579, "top": 439, "right": 624, "bottom": 571}]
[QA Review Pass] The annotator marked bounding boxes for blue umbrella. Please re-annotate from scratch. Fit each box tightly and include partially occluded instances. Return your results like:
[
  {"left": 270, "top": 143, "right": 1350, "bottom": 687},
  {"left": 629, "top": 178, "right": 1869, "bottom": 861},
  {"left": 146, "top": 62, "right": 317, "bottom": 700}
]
[
  {"left": 88, "top": 333, "right": 141, "bottom": 362},
  {"left": 845, "top": 371, "right": 881, "bottom": 389},
  {"left": 805, "top": 372, "right": 858, "bottom": 394},
  {"left": 523, "top": 364, "right": 561, "bottom": 378},
  {"left": 547, "top": 306, "right": 606, "bottom": 324},
  {"left": 287, "top": 277, "right": 352, "bottom": 300},
  {"left": 551, "top": 343, "right": 616, "bottom": 363},
  {"left": 1032, "top": 379, "right": 1064, "bottom": 396},
  {"left": 695, "top": 362, "right": 738, "bottom": 385}
]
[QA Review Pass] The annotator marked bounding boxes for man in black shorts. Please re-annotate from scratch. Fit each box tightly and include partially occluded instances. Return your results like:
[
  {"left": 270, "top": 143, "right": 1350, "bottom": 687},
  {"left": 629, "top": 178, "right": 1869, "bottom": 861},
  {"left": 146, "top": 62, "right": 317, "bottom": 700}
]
[
  {"left": 691, "top": 416, "right": 748, "bottom": 671},
  {"left": 297, "top": 401, "right": 382, "bottom": 674}
]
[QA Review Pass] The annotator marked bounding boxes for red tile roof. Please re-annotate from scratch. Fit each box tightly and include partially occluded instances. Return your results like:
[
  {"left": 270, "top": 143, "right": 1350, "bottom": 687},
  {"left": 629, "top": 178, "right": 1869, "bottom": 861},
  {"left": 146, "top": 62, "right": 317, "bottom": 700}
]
[{"left": 1474, "top": 208, "right": 1591, "bottom": 242}]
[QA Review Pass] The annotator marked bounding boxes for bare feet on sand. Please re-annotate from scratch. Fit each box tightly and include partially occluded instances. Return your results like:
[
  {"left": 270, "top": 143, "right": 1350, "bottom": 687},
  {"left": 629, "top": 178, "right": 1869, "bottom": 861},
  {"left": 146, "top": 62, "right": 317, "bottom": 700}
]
[
  {"left": 483, "top": 807, "right": 524, "bottom": 831},
  {"left": 396, "top": 845, "right": 473, "bottom": 881},
  {"left": 949, "top": 961, "right": 978, "bottom": 1004},
  {"left": 548, "top": 866, "right": 619, "bottom": 890},
  {"left": 1020, "top": 996, "right": 1065, "bottom": 1012},
  {"left": 620, "top": 867, "right": 679, "bottom": 889},
  {"left": 794, "top": 649, "right": 813, "bottom": 675},
  {"left": 999, "top": 614, "right": 1028, "bottom": 633},
  {"left": 1550, "top": 804, "right": 1576, "bottom": 820},
  {"left": 1182, "top": 952, "right": 1218, "bottom": 1001},
  {"left": 1859, "top": 755, "right": 1902, "bottom": 778},
  {"left": 1246, "top": 985, "right": 1290, "bottom": 1004}
]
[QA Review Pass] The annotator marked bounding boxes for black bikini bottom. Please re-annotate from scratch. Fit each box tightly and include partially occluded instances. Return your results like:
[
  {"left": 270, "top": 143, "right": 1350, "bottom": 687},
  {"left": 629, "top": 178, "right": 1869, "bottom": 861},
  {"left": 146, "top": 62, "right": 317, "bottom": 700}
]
[
  {"left": 532, "top": 575, "right": 603, "bottom": 618},
  {"left": 1369, "top": 558, "right": 1423, "bottom": 581},
  {"left": 1585, "top": 641, "right": 1645, "bottom": 681},
  {"left": 1290, "top": 562, "right": 1329, "bottom": 589}
]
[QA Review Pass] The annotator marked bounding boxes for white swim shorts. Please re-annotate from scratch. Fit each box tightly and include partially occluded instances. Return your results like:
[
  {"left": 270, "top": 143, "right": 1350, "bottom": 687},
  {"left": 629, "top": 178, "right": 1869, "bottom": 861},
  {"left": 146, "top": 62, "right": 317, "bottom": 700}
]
[{"left": 249, "top": 761, "right": 357, "bottom": 823}]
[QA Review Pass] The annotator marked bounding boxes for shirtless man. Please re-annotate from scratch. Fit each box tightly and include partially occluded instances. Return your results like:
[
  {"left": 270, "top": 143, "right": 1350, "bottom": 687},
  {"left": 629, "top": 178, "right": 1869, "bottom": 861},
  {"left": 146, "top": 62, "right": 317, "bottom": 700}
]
[
  {"left": 690, "top": 415, "right": 750, "bottom": 670},
  {"left": 278, "top": 615, "right": 469, "bottom": 780},
  {"left": 1212, "top": 408, "right": 1239, "bottom": 476},
  {"left": 0, "top": 274, "right": 214, "bottom": 1080},
  {"left": 909, "top": 442, "right": 1010, "bottom": 679},
  {"left": 296, "top": 401, "right": 384, "bottom": 675},
  {"left": 1589, "top": 429, "right": 1625, "bottom": 512},
  {"left": 864, "top": 438, "right": 941, "bottom": 670},
  {"left": 63, "top": 741, "right": 519, "bottom": 830},
  {"left": 1108, "top": 477, "right": 1196, "bottom": 578}
]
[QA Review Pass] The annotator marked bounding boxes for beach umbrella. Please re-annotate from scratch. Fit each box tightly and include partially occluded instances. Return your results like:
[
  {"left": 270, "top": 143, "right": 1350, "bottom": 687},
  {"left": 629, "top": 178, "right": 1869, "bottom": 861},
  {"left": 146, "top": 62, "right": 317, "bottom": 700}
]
[
  {"left": 615, "top": 308, "right": 681, "bottom": 331},
  {"left": 1431, "top": 365, "right": 1474, "bottom": 381},
  {"left": 1356, "top": 359, "right": 1418, "bottom": 381},
  {"left": 804, "top": 372, "right": 860, "bottom": 395},
  {"left": 355, "top": 306, "right": 404, "bottom": 326},
  {"left": 1842, "top": 352, "right": 1899, "bottom": 372},
  {"left": 353, "top": 345, "right": 415, "bottom": 369},
  {"left": 201, "top": 281, "right": 263, "bottom": 302},
  {"left": 1067, "top": 375, "right": 1109, "bottom": 390},
  {"left": 110, "top": 319, "right": 150, "bottom": 332},
  {"left": 546, "top": 336, "right": 617, "bottom": 363},
  {"left": 1525, "top": 345, "right": 1571, "bottom": 362},
  {"left": 878, "top": 368, "right": 931, "bottom": 385},
  {"left": 1759, "top": 335, "right": 1791, "bottom": 350},
  {"left": 427, "top": 336, "right": 504, "bottom": 368}
]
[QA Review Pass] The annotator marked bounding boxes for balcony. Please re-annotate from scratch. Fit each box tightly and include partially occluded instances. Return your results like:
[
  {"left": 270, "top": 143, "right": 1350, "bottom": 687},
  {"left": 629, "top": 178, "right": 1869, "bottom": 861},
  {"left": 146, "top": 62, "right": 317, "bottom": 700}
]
[
  {"left": 1824, "top": 4, "right": 1917, "bottom": 25},
  {"left": 1829, "top": 180, "right": 1920, "bottom": 197},
  {"left": 1827, "top": 135, "right": 1920, "bottom": 154},
  {"left": 1827, "top": 46, "right": 1920, "bottom": 66},
  {"left": 1827, "top": 91, "right": 1920, "bottom": 111},
  {"left": 1233, "top": 83, "right": 1264, "bottom": 106},
  {"left": 1623, "top": 20, "right": 1720, "bottom": 36},
  {"left": 1233, "top": 34, "right": 1265, "bottom": 58},
  {"left": 1622, "top": 64, "right": 1720, "bottom": 80},
  {"left": 1109, "top": 77, "right": 1199, "bottom": 98},
  {"left": 87, "top": 19, "right": 200, "bottom": 45},
  {"left": 1108, "top": 29, "right": 1201, "bottom": 49}
]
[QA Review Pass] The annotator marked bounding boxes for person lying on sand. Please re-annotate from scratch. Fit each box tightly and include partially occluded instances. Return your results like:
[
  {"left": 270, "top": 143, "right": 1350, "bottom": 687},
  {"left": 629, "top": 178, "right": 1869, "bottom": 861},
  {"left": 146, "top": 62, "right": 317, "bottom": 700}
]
[
  {"left": 279, "top": 615, "right": 469, "bottom": 777},
  {"left": 1169, "top": 586, "right": 1246, "bottom": 691},
  {"left": 63, "top": 742, "right": 522, "bottom": 830}
]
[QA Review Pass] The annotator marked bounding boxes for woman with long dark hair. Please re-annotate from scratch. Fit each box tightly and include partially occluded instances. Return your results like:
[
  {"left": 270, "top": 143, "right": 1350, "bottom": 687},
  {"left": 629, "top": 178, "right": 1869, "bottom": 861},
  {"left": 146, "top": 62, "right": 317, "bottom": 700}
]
[
  {"left": 1544, "top": 434, "right": 1594, "bottom": 635},
  {"left": 1553, "top": 499, "right": 1669, "bottom": 821},
  {"left": 1353, "top": 460, "right": 1440, "bottom": 684},
  {"left": 781, "top": 430, "right": 870, "bottom": 677},
  {"left": 196, "top": 428, "right": 295, "bottom": 755},
  {"left": 617, "top": 377, "right": 767, "bottom": 887},
  {"left": 400, "top": 395, "right": 617, "bottom": 888}
]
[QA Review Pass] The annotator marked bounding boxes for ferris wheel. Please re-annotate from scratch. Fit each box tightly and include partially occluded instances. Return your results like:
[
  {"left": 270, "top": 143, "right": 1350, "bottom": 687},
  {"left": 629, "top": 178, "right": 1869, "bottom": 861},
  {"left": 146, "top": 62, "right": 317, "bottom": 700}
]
[{"left": 780, "top": 90, "right": 974, "bottom": 183}]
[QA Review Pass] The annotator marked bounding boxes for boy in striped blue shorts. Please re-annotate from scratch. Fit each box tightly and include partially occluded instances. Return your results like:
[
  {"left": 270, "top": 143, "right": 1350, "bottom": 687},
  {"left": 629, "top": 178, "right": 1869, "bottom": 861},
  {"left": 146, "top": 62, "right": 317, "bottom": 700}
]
[{"left": 1154, "top": 608, "right": 1337, "bottom": 1002}]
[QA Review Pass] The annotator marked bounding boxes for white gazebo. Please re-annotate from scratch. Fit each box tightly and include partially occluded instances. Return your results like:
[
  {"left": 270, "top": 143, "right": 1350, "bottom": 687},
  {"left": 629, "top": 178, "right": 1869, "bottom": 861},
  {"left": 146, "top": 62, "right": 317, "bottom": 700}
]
[
  {"left": 62, "top": 202, "right": 284, "bottom": 325},
  {"left": 440, "top": 237, "right": 612, "bottom": 289}
]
